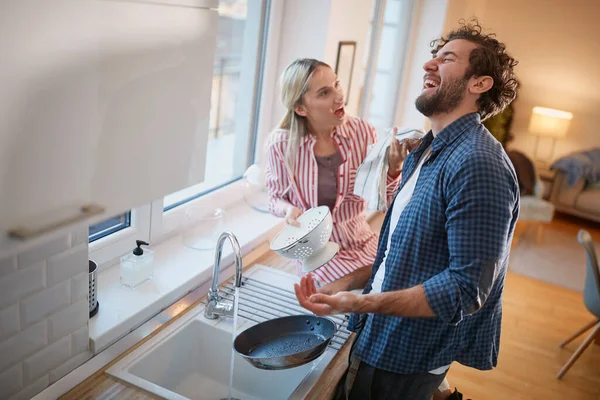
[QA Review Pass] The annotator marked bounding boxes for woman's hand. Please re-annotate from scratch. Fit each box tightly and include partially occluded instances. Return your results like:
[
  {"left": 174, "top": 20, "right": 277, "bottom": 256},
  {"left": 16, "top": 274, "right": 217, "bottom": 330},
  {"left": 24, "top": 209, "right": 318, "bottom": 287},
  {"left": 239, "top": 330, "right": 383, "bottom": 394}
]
[
  {"left": 388, "top": 127, "right": 422, "bottom": 178},
  {"left": 285, "top": 205, "right": 302, "bottom": 226}
]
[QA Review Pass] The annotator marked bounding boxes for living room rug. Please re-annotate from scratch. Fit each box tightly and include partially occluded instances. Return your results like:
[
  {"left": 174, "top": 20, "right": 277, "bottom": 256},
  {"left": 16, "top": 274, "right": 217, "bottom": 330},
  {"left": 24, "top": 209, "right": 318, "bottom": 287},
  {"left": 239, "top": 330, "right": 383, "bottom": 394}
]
[{"left": 509, "top": 222, "right": 593, "bottom": 292}]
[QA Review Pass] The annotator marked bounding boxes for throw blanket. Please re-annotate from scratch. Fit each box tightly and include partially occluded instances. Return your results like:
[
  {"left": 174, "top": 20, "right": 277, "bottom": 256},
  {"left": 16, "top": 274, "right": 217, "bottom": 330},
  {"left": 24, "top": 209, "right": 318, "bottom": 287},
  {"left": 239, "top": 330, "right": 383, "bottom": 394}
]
[{"left": 551, "top": 148, "right": 600, "bottom": 186}]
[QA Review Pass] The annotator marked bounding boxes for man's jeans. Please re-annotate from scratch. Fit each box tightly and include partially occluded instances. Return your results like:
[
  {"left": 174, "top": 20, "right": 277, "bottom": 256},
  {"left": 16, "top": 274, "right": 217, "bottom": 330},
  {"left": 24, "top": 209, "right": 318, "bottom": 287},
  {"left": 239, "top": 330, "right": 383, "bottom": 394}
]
[{"left": 347, "top": 360, "right": 448, "bottom": 400}]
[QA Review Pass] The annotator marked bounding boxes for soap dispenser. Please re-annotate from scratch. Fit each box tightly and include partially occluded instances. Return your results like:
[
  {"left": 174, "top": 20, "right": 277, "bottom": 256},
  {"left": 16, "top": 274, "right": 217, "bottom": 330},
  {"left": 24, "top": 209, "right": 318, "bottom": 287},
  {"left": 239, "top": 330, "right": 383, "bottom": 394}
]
[{"left": 120, "top": 240, "right": 154, "bottom": 288}]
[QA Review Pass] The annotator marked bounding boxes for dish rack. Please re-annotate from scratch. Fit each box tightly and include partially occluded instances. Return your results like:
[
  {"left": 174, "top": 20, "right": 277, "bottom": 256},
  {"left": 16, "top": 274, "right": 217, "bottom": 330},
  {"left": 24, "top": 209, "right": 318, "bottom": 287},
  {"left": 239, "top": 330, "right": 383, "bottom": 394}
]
[{"left": 219, "top": 276, "right": 351, "bottom": 351}]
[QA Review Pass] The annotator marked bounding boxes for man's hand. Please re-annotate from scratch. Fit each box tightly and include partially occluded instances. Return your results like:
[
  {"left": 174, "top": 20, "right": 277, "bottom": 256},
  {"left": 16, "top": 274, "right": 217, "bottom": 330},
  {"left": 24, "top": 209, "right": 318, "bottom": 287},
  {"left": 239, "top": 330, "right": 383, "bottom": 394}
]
[
  {"left": 294, "top": 274, "right": 437, "bottom": 318},
  {"left": 294, "top": 274, "right": 360, "bottom": 316}
]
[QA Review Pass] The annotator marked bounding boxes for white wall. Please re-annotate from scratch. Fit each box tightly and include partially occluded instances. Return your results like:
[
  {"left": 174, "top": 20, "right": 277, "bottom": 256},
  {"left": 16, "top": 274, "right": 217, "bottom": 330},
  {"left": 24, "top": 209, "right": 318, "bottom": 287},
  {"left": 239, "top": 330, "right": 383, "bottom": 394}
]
[
  {"left": 0, "top": 224, "right": 91, "bottom": 400},
  {"left": 443, "top": 0, "right": 600, "bottom": 160}
]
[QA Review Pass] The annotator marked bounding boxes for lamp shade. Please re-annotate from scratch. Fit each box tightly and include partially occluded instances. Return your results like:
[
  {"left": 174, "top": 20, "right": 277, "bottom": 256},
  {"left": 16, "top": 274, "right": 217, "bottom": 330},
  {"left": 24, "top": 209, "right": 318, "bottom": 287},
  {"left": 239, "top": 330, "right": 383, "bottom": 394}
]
[{"left": 528, "top": 106, "right": 573, "bottom": 138}]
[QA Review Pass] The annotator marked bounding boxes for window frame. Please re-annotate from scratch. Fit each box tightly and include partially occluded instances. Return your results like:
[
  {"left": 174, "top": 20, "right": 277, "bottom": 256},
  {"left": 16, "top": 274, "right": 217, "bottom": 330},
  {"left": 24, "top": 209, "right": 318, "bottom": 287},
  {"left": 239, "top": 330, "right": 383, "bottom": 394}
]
[
  {"left": 360, "top": 0, "right": 415, "bottom": 132},
  {"left": 88, "top": 0, "right": 279, "bottom": 267},
  {"left": 162, "top": 0, "right": 271, "bottom": 212},
  {"left": 88, "top": 204, "right": 151, "bottom": 270},
  {"left": 88, "top": 212, "right": 132, "bottom": 243}
]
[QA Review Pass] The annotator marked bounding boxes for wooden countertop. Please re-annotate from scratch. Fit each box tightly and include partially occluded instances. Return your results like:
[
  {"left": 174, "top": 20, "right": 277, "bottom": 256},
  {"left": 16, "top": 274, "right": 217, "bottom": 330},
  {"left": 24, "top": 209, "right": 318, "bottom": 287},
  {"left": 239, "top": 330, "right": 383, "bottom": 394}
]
[
  {"left": 61, "top": 213, "right": 600, "bottom": 400},
  {"left": 60, "top": 246, "right": 356, "bottom": 400}
]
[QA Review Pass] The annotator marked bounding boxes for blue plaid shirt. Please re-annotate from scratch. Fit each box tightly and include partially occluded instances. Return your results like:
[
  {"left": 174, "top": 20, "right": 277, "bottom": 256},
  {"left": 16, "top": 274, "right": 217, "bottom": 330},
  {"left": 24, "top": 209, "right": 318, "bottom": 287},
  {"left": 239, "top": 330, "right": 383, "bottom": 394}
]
[{"left": 349, "top": 113, "right": 520, "bottom": 374}]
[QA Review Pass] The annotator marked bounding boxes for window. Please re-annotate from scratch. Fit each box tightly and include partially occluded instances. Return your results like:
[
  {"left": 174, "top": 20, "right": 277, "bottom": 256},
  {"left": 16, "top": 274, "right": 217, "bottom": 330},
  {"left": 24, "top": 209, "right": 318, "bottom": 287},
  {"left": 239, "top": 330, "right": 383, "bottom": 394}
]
[
  {"left": 89, "top": 212, "right": 131, "bottom": 242},
  {"left": 360, "top": 0, "right": 414, "bottom": 134},
  {"left": 164, "top": 0, "right": 269, "bottom": 210},
  {"left": 88, "top": 0, "right": 273, "bottom": 265}
]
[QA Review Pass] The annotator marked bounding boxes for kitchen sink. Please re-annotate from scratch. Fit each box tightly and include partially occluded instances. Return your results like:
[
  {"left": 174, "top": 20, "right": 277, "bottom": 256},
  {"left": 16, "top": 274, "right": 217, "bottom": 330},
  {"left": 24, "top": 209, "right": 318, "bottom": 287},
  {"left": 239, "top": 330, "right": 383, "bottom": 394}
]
[{"left": 106, "top": 265, "right": 351, "bottom": 400}]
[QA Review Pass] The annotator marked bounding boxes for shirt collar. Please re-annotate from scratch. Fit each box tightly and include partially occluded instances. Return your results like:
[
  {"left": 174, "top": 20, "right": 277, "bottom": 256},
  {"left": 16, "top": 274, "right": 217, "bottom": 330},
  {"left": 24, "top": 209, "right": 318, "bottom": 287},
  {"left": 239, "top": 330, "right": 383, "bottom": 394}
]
[
  {"left": 300, "top": 122, "right": 349, "bottom": 146},
  {"left": 433, "top": 112, "right": 481, "bottom": 147}
]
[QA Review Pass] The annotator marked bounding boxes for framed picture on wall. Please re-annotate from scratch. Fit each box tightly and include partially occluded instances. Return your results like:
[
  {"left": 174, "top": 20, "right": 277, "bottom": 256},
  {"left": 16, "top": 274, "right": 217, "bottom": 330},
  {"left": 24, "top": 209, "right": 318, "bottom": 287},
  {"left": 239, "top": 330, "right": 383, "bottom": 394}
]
[{"left": 335, "top": 41, "right": 357, "bottom": 106}]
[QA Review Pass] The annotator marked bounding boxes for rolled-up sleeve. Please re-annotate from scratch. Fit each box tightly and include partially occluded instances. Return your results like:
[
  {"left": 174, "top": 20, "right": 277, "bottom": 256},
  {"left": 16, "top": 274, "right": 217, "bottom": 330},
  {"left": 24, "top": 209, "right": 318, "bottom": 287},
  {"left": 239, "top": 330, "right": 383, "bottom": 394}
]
[
  {"left": 265, "top": 141, "right": 293, "bottom": 218},
  {"left": 423, "top": 153, "right": 518, "bottom": 325}
]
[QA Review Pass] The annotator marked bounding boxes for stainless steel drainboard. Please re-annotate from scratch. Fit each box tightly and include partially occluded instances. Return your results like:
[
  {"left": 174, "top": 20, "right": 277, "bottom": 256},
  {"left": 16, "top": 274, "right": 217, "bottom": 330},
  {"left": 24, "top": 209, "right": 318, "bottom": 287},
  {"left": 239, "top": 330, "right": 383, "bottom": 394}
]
[{"left": 217, "top": 276, "right": 352, "bottom": 351}]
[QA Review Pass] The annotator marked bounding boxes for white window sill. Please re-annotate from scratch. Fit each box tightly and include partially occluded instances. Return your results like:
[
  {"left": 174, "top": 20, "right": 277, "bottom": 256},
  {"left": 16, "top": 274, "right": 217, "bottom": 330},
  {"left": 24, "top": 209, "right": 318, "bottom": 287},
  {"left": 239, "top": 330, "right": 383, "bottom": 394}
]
[{"left": 89, "top": 196, "right": 283, "bottom": 353}]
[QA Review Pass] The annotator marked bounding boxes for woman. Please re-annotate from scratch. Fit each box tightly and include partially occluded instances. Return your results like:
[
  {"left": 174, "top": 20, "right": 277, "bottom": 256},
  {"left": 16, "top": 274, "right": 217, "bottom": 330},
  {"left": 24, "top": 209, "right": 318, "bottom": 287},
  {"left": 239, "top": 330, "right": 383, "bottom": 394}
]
[{"left": 265, "top": 58, "right": 406, "bottom": 286}]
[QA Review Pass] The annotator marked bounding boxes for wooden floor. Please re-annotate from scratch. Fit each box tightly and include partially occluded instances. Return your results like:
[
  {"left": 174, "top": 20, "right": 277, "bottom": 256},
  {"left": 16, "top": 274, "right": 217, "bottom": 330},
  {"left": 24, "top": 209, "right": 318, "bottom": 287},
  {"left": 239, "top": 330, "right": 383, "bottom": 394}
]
[
  {"left": 64, "top": 213, "right": 600, "bottom": 399},
  {"left": 448, "top": 213, "right": 600, "bottom": 400}
]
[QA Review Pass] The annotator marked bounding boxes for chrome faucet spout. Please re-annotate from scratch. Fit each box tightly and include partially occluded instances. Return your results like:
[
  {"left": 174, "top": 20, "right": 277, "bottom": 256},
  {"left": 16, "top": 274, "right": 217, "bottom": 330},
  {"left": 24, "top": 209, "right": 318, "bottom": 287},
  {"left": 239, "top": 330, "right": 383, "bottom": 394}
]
[{"left": 204, "top": 231, "right": 243, "bottom": 319}]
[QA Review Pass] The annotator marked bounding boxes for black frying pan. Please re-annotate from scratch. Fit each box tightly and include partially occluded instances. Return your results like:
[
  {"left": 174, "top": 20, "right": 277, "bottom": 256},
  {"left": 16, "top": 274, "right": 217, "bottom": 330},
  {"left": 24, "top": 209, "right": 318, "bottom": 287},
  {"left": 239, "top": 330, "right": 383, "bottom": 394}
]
[{"left": 233, "top": 314, "right": 336, "bottom": 370}]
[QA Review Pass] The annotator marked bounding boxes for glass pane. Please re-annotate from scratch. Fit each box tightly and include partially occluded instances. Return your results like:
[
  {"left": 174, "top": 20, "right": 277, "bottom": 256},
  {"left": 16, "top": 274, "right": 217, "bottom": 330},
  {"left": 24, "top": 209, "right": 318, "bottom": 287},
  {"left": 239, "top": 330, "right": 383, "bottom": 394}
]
[
  {"left": 369, "top": 71, "right": 391, "bottom": 119},
  {"left": 367, "top": 114, "right": 387, "bottom": 137},
  {"left": 361, "top": 0, "right": 412, "bottom": 127},
  {"left": 164, "top": 0, "right": 265, "bottom": 210},
  {"left": 89, "top": 212, "right": 131, "bottom": 242},
  {"left": 376, "top": 25, "right": 398, "bottom": 72},
  {"left": 384, "top": 0, "right": 402, "bottom": 24}
]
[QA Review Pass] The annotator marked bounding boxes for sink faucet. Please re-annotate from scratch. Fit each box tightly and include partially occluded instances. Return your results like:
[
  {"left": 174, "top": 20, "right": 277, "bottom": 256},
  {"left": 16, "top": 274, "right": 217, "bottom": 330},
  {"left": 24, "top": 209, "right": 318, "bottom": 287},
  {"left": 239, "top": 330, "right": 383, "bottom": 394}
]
[{"left": 204, "top": 231, "right": 243, "bottom": 319}]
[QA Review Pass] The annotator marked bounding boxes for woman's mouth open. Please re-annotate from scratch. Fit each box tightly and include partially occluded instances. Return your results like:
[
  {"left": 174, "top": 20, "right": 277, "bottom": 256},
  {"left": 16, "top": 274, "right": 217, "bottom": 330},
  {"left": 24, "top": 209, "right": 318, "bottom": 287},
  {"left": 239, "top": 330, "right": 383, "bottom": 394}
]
[{"left": 334, "top": 106, "right": 345, "bottom": 118}]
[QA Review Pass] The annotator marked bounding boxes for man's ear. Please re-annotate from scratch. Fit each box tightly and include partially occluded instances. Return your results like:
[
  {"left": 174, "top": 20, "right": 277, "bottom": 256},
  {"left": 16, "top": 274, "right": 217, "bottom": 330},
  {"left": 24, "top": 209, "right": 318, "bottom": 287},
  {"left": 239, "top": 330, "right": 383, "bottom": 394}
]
[
  {"left": 294, "top": 105, "right": 308, "bottom": 117},
  {"left": 469, "top": 76, "right": 494, "bottom": 94}
]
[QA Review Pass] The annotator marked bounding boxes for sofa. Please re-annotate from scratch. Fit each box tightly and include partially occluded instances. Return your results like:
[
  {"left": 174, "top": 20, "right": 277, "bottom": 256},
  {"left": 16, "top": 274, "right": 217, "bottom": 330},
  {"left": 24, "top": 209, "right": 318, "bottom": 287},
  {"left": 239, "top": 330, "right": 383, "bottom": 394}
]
[{"left": 549, "top": 171, "right": 600, "bottom": 223}]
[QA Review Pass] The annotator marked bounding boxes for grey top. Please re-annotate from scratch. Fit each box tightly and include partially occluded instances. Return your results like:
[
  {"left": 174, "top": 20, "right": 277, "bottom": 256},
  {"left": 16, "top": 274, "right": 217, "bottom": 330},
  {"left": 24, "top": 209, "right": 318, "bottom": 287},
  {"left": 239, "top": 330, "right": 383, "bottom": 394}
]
[{"left": 315, "top": 151, "right": 343, "bottom": 210}]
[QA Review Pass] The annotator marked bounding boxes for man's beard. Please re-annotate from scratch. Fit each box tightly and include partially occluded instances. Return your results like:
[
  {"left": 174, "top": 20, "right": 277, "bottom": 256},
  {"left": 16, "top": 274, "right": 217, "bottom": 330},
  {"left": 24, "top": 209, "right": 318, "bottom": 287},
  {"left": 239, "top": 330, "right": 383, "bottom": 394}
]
[{"left": 415, "top": 75, "right": 468, "bottom": 117}]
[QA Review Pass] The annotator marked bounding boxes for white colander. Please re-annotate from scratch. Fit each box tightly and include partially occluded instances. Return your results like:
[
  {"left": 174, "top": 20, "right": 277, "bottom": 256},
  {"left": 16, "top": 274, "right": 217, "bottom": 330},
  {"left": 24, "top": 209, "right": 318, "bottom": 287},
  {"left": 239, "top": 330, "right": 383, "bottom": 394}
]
[{"left": 270, "top": 206, "right": 338, "bottom": 271}]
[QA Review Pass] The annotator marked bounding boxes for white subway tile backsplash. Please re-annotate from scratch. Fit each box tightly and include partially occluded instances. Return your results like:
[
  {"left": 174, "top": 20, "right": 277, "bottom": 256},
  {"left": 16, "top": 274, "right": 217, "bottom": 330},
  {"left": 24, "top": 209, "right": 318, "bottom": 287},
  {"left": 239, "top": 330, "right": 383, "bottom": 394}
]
[
  {"left": 0, "top": 364, "right": 23, "bottom": 400},
  {"left": 49, "top": 350, "right": 91, "bottom": 384},
  {"left": 47, "top": 300, "right": 88, "bottom": 343},
  {"left": 0, "top": 256, "right": 18, "bottom": 279},
  {"left": 71, "top": 324, "right": 89, "bottom": 355},
  {"left": 0, "top": 262, "right": 46, "bottom": 309},
  {"left": 0, "top": 321, "right": 47, "bottom": 372},
  {"left": 9, "top": 374, "right": 49, "bottom": 400},
  {"left": 23, "top": 334, "right": 71, "bottom": 385},
  {"left": 71, "top": 272, "right": 88, "bottom": 303},
  {"left": 20, "top": 281, "right": 71, "bottom": 328},
  {"left": 17, "top": 235, "right": 70, "bottom": 270},
  {"left": 1, "top": 226, "right": 89, "bottom": 399},
  {"left": 0, "top": 304, "right": 20, "bottom": 341},
  {"left": 47, "top": 244, "right": 87, "bottom": 287}
]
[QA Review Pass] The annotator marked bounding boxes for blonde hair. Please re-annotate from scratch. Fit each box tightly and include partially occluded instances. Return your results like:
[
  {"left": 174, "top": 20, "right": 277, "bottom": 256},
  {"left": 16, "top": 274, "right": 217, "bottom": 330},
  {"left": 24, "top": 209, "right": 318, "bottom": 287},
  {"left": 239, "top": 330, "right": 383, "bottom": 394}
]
[{"left": 278, "top": 58, "right": 330, "bottom": 175}]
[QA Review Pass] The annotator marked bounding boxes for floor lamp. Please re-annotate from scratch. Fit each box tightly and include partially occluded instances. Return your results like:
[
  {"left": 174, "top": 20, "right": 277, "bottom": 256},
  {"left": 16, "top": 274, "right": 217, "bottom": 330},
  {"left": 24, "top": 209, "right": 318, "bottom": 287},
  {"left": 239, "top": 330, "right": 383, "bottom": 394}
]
[{"left": 529, "top": 106, "right": 573, "bottom": 168}]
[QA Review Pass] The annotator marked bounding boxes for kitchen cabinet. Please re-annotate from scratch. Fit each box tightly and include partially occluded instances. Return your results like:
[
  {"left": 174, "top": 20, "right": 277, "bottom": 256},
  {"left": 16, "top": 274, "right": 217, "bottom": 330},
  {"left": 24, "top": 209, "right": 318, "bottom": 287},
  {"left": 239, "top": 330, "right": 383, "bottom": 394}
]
[{"left": 0, "top": 0, "right": 218, "bottom": 241}]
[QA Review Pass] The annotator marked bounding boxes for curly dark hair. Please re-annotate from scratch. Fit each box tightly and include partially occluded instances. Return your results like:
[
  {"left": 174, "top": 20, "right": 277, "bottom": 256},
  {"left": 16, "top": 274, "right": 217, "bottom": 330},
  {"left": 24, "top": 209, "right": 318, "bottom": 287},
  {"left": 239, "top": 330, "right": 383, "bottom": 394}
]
[{"left": 431, "top": 19, "right": 519, "bottom": 120}]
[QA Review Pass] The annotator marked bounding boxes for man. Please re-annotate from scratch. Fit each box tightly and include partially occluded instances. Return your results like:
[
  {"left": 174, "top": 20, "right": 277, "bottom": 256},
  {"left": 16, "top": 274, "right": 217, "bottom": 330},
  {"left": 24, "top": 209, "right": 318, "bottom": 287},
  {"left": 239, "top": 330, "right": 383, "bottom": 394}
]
[{"left": 294, "top": 19, "right": 520, "bottom": 400}]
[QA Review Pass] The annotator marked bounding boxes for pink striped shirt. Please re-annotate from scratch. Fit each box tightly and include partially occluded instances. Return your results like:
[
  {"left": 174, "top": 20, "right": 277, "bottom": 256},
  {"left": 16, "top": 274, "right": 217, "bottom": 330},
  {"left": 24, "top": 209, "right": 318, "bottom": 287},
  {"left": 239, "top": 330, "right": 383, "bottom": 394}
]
[{"left": 265, "top": 116, "right": 400, "bottom": 284}]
